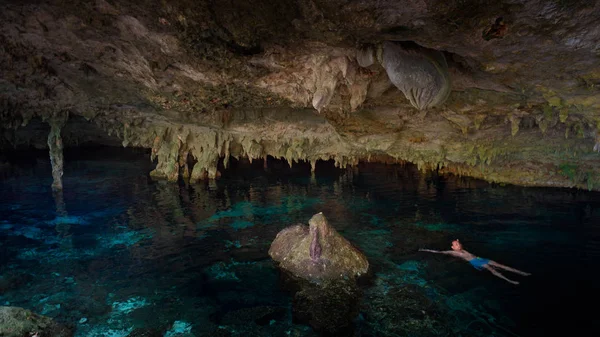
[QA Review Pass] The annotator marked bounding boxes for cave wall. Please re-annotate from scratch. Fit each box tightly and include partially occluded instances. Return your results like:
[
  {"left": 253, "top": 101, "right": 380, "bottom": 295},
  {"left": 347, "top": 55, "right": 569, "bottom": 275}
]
[{"left": 1, "top": 0, "right": 600, "bottom": 189}]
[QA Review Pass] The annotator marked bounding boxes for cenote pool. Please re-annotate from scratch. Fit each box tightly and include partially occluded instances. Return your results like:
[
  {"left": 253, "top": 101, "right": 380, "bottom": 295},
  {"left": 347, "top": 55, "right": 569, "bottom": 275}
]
[{"left": 1, "top": 147, "right": 599, "bottom": 336}]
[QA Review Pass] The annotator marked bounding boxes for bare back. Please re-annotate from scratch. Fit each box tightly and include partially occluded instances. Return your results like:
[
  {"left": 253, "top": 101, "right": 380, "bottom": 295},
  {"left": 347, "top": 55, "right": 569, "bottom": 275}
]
[{"left": 449, "top": 249, "right": 477, "bottom": 261}]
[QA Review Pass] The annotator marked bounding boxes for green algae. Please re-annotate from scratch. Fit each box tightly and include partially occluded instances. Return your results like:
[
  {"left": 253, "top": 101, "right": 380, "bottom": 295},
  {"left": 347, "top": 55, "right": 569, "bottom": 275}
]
[
  {"left": 558, "top": 162, "right": 600, "bottom": 190},
  {"left": 558, "top": 163, "right": 578, "bottom": 182}
]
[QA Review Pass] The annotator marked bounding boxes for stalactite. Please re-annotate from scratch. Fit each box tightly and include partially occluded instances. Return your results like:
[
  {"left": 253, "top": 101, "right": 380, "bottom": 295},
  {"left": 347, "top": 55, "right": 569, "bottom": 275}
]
[
  {"left": 349, "top": 81, "right": 369, "bottom": 112},
  {"left": 223, "top": 138, "right": 231, "bottom": 169},
  {"left": 47, "top": 113, "right": 68, "bottom": 191},
  {"left": 509, "top": 114, "right": 521, "bottom": 136},
  {"left": 130, "top": 117, "right": 421, "bottom": 184},
  {"left": 241, "top": 137, "right": 263, "bottom": 163},
  {"left": 122, "top": 122, "right": 130, "bottom": 147},
  {"left": 190, "top": 147, "right": 220, "bottom": 181},
  {"left": 149, "top": 128, "right": 181, "bottom": 181},
  {"left": 178, "top": 140, "right": 190, "bottom": 180},
  {"left": 190, "top": 145, "right": 218, "bottom": 181},
  {"left": 380, "top": 41, "right": 451, "bottom": 110},
  {"left": 312, "top": 56, "right": 368, "bottom": 113},
  {"left": 356, "top": 46, "right": 375, "bottom": 67}
]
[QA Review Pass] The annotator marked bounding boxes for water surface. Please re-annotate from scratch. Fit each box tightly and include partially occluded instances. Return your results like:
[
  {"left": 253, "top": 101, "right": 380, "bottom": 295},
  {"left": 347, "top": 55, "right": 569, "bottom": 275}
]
[{"left": 1, "top": 147, "right": 598, "bottom": 336}]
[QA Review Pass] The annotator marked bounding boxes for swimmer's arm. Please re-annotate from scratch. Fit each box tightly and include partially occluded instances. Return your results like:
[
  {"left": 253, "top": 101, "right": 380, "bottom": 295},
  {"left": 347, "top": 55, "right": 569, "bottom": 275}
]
[{"left": 419, "top": 249, "right": 457, "bottom": 255}]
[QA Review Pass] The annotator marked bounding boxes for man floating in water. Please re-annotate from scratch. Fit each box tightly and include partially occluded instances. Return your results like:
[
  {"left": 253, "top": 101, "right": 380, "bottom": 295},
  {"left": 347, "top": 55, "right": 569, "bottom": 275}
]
[{"left": 419, "top": 239, "right": 531, "bottom": 285}]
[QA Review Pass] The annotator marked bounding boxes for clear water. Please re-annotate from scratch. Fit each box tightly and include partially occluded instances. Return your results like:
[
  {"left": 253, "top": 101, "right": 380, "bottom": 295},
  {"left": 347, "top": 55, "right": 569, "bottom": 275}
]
[{"left": 1, "top": 147, "right": 599, "bottom": 337}]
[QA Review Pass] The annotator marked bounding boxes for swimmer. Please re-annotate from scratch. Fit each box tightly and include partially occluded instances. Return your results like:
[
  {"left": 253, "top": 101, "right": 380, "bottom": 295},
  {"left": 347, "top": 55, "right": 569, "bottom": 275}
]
[{"left": 419, "top": 239, "right": 531, "bottom": 285}]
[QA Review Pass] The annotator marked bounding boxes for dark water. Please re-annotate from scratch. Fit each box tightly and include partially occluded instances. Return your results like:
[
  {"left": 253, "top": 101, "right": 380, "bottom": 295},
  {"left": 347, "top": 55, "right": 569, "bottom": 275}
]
[{"left": 1, "top": 147, "right": 599, "bottom": 337}]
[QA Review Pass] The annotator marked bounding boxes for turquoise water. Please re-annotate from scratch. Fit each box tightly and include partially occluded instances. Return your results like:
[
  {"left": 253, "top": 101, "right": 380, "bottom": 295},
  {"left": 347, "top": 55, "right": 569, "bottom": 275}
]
[{"left": 1, "top": 147, "right": 598, "bottom": 336}]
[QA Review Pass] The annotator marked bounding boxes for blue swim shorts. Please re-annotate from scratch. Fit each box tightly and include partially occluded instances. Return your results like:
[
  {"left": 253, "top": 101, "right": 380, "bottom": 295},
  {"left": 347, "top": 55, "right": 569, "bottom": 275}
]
[{"left": 469, "top": 257, "right": 490, "bottom": 271}]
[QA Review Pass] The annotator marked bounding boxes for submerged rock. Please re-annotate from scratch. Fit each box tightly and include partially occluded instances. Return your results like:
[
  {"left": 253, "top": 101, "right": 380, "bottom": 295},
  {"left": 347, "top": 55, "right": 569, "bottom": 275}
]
[
  {"left": 0, "top": 272, "right": 32, "bottom": 295},
  {"left": 126, "top": 327, "right": 165, "bottom": 337},
  {"left": 218, "top": 305, "right": 287, "bottom": 326},
  {"left": 291, "top": 279, "right": 362, "bottom": 336},
  {"left": 0, "top": 306, "right": 73, "bottom": 337},
  {"left": 269, "top": 212, "right": 369, "bottom": 283},
  {"left": 361, "top": 282, "right": 450, "bottom": 336}
]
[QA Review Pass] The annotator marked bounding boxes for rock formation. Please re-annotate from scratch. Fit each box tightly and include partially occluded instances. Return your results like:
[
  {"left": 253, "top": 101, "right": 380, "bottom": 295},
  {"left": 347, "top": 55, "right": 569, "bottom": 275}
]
[
  {"left": 47, "top": 113, "right": 68, "bottom": 190},
  {"left": 1, "top": 0, "right": 600, "bottom": 190},
  {"left": 0, "top": 306, "right": 73, "bottom": 337},
  {"left": 270, "top": 212, "right": 368, "bottom": 335},
  {"left": 269, "top": 212, "right": 369, "bottom": 282},
  {"left": 381, "top": 41, "right": 451, "bottom": 110}
]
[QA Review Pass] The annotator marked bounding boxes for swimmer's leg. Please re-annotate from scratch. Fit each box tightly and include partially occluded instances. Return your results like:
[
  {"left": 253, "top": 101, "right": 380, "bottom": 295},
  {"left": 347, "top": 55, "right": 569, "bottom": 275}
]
[
  {"left": 488, "top": 261, "right": 531, "bottom": 276},
  {"left": 484, "top": 265, "right": 519, "bottom": 285}
]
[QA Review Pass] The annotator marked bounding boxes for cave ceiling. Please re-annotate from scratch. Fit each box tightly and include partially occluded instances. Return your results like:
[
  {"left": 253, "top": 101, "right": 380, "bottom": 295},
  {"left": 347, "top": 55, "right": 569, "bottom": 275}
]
[{"left": 1, "top": 0, "right": 600, "bottom": 189}]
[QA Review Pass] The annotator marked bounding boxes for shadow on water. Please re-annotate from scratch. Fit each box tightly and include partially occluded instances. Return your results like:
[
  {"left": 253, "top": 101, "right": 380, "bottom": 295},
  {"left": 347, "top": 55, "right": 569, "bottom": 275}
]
[{"left": 1, "top": 146, "right": 599, "bottom": 336}]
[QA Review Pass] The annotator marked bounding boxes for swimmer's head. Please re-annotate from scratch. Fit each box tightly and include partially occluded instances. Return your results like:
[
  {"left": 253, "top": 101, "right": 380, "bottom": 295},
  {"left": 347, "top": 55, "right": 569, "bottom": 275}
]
[{"left": 451, "top": 239, "right": 462, "bottom": 251}]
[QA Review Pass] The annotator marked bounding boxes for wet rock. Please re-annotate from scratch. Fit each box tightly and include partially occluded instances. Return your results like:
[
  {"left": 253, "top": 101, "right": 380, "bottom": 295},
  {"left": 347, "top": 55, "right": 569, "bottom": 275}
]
[
  {"left": 0, "top": 306, "right": 73, "bottom": 337},
  {"left": 269, "top": 212, "right": 369, "bottom": 283}
]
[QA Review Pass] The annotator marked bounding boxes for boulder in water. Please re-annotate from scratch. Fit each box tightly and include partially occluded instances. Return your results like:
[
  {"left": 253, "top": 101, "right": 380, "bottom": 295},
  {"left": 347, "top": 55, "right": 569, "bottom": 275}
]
[{"left": 268, "top": 212, "right": 369, "bottom": 283}]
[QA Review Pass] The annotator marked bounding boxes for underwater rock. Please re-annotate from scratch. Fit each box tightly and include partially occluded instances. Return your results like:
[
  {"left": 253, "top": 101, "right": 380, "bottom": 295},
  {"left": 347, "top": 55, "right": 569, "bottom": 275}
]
[
  {"left": 0, "top": 306, "right": 73, "bottom": 337},
  {"left": 164, "top": 321, "right": 193, "bottom": 337},
  {"left": 126, "top": 328, "right": 164, "bottom": 337},
  {"left": 219, "top": 305, "right": 287, "bottom": 326},
  {"left": 361, "top": 282, "right": 450, "bottom": 336},
  {"left": 381, "top": 41, "right": 451, "bottom": 110},
  {"left": 291, "top": 279, "right": 361, "bottom": 336},
  {"left": 0, "top": 272, "right": 32, "bottom": 295},
  {"left": 268, "top": 212, "right": 369, "bottom": 283}
]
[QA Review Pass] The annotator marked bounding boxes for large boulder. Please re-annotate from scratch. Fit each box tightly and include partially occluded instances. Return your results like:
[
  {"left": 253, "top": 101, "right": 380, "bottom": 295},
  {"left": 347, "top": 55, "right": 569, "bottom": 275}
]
[
  {"left": 268, "top": 212, "right": 369, "bottom": 283},
  {"left": 0, "top": 306, "right": 73, "bottom": 337}
]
